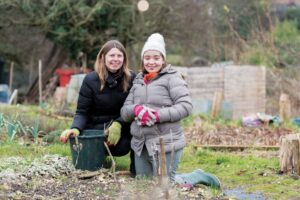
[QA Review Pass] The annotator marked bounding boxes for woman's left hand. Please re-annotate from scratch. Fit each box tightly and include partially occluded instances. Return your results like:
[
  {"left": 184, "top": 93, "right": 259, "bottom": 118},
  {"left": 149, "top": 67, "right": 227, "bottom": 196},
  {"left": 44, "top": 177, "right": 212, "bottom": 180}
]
[{"left": 106, "top": 121, "right": 122, "bottom": 145}]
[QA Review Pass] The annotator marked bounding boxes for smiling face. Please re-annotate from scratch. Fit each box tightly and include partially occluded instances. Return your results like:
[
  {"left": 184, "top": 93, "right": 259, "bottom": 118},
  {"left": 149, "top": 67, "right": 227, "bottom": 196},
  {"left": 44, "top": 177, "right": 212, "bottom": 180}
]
[
  {"left": 143, "top": 50, "right": 165, "bottom": 73},
  {"left": 105, "top": 47, "right": 124, "bottom": 73}
]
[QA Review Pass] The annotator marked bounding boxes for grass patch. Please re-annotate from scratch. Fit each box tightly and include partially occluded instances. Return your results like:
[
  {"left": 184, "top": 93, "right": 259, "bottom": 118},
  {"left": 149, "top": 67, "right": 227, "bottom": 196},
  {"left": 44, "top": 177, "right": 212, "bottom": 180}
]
[
  {"left": 114, "top": 154, "right": 131, "bottom": 170},
  {"left": 0, "top": 141, "right": 71, "bottom": 160},
  {"left": 178, "top": 146, "right": 300, "bottom": 199}
]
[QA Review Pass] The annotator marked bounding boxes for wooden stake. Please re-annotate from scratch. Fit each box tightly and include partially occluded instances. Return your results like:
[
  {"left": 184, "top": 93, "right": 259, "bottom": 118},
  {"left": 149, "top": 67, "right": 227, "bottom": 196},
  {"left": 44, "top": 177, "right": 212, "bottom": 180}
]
[
  {"left": 9, "top": 62, "right": 14, "bottom": 93},
  {"left": 38, "top": 60, "right": 43, "bottom": 105},
  {"left": 211, "top": 92, "right": 223, "bottom": 118},
  {"left": 279, "top": 93, "right": 291, "bottom": 121},
  {"left": 159, "top": 137, "right": 167, "bottom": 177},
  {"left": 159, "top": 137, "right": 169, "bottom": 199}
]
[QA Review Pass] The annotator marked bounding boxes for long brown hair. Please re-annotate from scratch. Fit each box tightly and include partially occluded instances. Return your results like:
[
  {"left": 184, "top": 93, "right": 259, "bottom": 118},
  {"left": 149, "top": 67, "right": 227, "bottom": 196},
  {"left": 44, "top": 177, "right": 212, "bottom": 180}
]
[{"left": 94, "top": 40, "right": 131, "bottom": 92}]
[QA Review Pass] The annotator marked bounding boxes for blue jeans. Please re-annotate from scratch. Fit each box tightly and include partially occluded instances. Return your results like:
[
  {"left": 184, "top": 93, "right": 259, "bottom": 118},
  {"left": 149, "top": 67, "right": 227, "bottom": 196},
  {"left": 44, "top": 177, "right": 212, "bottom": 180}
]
[{"left": 135, "top": 146, "right": 183, "bottom": 182}]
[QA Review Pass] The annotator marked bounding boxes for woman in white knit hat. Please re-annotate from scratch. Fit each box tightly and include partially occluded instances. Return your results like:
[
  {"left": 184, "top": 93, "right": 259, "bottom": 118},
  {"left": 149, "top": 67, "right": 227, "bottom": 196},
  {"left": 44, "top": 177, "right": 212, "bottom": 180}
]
[{"left": 121, "top": 33, "right": 193, "bottom": 182}]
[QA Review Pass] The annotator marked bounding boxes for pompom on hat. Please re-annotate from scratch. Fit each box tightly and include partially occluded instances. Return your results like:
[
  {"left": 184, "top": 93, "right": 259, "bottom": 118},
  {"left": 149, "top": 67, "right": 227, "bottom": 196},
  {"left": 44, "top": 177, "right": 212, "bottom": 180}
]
[{"left": 141, "top": 33, "right": 166, "bottom": 59}]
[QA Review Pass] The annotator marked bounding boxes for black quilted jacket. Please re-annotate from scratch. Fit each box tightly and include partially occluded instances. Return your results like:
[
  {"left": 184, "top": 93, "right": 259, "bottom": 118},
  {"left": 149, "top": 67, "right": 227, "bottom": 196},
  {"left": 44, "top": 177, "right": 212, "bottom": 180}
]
[{"left": 71, "top": 70, "right": 136, "bottom": 136}]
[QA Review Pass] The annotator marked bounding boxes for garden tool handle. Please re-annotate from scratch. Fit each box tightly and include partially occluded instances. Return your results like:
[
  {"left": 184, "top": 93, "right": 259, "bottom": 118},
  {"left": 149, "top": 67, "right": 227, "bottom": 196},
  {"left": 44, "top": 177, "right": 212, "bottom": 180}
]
[
  {"left": 74, "top": 134, "right": 79, "bottom": 145},
  {"left": 104, "top": 120, "right": 114, "bottom": 136},
  {"left": 73, "top": 134, "right": 82, "bottom": 152}
]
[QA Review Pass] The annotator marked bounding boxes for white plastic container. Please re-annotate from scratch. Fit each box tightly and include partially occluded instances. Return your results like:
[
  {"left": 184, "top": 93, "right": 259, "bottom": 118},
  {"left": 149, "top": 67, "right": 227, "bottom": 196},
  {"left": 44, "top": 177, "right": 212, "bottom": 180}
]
[{"left": 67, "top": 74, "right": 86, "bottom": 104}]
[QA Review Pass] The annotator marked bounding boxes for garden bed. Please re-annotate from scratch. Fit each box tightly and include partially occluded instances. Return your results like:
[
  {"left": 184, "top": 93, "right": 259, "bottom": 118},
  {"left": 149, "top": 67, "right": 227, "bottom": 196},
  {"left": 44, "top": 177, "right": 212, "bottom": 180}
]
[
  {"left": 184, "top": 117, "right": 294, "bottom": 147},
  {"left": 0, "top": 154, "right": 219, "bottom": 200}
]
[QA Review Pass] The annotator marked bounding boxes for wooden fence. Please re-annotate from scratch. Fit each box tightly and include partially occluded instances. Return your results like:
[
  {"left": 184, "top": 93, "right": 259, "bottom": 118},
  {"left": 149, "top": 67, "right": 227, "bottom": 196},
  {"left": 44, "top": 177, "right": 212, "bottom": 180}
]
[{"left": 174, "top": 65, "right": 266, "bottom": 119}]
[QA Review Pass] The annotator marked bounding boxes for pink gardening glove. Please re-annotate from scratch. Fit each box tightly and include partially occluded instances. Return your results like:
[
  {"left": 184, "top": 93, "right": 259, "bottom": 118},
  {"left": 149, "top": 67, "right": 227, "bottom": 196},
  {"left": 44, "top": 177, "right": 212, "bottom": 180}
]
[
  {"left": 134, "top": 105, "right": 146, "bottom": 118},
  {"left": 134, "top": 105, "right": 159, "bottom": 126},
  {"left": 134, "top": 105, "right": 153, "bottom": 125},
  {"left": 152, "top": 111, "right": 160, "bottom": 123}
]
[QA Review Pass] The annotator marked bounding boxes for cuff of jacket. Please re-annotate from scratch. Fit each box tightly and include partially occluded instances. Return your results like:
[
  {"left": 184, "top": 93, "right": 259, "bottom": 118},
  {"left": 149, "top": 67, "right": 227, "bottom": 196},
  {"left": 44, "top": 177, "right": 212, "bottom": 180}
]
[{"left": 122, "top": 104, "right": 138, "bottom": 122}]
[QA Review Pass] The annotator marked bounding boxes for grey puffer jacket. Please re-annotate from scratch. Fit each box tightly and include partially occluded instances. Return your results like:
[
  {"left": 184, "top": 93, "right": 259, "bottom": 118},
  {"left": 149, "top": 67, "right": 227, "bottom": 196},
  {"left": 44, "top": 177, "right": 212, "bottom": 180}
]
[{"left": 121, "top": 64, "right": 193, "bottom": 156}]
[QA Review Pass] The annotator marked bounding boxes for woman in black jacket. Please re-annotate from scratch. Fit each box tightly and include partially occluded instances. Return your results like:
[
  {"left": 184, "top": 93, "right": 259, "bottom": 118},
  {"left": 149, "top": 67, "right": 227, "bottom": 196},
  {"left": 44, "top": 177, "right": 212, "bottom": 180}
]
[{"left": 60, "top": 40, "right": 136, "bottom": 175}]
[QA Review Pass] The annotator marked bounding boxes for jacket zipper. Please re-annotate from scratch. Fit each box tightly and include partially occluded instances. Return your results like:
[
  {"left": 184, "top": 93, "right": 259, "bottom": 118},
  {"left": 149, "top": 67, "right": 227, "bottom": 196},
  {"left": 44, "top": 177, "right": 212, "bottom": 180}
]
[{"left": 145, "top": 82, "right": 148, "bottom": 106}]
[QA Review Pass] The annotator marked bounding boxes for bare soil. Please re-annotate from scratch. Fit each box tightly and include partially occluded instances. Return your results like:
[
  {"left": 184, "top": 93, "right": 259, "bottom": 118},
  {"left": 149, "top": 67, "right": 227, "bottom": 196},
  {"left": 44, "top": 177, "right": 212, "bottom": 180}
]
[
  {"left": 0, "top": 155, "right": 223, "bottom": 200},
  {"left": 1, "top": 174, "right": 224, "bottom": 200}
]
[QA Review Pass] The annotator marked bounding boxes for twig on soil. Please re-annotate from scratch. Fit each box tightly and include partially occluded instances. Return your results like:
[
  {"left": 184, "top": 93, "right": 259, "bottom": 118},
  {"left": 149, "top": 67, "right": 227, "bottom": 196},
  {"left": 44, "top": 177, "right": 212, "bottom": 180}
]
[
  {"left": 77, "top": 170, "right": 130, "bottom": 179},
  {"left": 104, "top": 142, "right": 116, "bottom": 181},
  {"left": 78, "top": 171, "right": 103, "bottom": 179}
]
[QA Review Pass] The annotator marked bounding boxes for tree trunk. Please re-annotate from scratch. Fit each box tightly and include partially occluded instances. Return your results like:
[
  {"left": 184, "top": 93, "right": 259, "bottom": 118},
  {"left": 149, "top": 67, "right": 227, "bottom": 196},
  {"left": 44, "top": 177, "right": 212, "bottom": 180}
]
[{"left": 280, "top": 133, "right": 300, "bottom": 175}]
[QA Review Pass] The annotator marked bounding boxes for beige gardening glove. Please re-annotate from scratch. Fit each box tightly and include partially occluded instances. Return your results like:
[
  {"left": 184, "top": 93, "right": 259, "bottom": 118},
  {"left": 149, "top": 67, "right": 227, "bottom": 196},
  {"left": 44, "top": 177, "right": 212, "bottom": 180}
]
[
  {"left": 106, "top": 121, "right": 121, "bottom": 146},
  {"left": 59, "top": 128, "right": 80, "bottom": 144}
]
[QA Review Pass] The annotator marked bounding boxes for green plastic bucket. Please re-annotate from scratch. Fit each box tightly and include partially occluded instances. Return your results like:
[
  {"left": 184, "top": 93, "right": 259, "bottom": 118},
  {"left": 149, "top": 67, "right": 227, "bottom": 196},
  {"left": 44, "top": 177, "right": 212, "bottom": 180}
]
[{"left": 69, "top": 129, "right": 106, "bottom": 171}]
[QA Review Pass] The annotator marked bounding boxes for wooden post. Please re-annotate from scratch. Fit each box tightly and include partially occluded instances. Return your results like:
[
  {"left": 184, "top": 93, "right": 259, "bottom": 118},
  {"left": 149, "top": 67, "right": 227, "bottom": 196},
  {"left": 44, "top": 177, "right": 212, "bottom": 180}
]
[
  {"left": 211, "top": 92, "right": 223, "bottom": 118},
  {"left": 9, "top": 62, "right": 14, "bottom": 93},
  {"left": 38, "top": 60, "right": 42, "bottom": 105},
  {"left": 279, "top": 133, "right": 300, "bottom": 175},
  {"left": 159, "top": 137, "right": 169, "bottom": 199},
  {"left": 8, "top": 89, "right": 18, "bottom": 105},
  {"left": 279, "top": 93, "right": 291, "bottom": 121},
  {"left": 159, "top": 137, "right": 168, "bottom": 178}
]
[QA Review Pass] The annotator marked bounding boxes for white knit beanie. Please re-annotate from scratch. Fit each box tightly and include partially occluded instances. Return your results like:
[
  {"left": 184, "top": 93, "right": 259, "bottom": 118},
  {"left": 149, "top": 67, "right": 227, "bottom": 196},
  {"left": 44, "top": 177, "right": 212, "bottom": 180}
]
[{"left": 141, "top": 33, "right": 166, "bottom": 59}]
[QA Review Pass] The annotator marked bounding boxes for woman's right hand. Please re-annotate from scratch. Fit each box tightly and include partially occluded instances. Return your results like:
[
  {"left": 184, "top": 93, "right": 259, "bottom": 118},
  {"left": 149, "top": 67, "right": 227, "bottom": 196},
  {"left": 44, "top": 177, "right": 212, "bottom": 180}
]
[
  {"left": 59, "top": 128, "right": 80, "bottom": 143},
  {"left": 134, "top": 105, "right": 160, "bottom": 126}
]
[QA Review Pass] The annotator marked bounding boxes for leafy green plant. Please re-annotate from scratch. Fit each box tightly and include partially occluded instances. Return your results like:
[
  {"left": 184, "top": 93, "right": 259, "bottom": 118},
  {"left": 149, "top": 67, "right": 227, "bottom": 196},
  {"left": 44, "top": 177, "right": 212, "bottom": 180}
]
[
  {"left": 0, "top": 105, "right": 72, "bottom": 143},
  {"left": 239, "top": 44, "right": 277, "bottom": 67},
  {"left": 286, "top": 7, "right": 300, "bottom": 29},
  {"left": 6, "top": 122, "right": 19, "bottom": 140},
  {"left": 274, "top": 20, "right": 300, "bottom": 66},
  {"left": 26, "top": 119, "right": 40, "bottom": 140},
  {"left": 0, "top": 112, "right": 41, "bottom": 141},
  {"left": 0, "top": 113, "right": 21, "bottom": 140}
]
